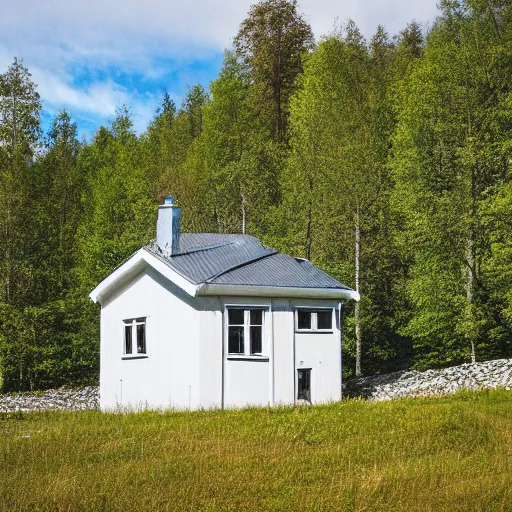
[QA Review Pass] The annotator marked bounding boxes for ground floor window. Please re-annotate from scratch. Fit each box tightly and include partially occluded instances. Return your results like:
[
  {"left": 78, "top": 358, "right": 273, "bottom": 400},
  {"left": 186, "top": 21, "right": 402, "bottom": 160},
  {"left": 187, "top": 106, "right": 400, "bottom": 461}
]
[
  {"left": 123, "top": 318, "right": 146, "bottom": 355},
  {"left": 227, "top": 308, "right": 265, "bottom": 356},
  {"left": 297, "top": 369, "right": 311, "bottom": 402}
]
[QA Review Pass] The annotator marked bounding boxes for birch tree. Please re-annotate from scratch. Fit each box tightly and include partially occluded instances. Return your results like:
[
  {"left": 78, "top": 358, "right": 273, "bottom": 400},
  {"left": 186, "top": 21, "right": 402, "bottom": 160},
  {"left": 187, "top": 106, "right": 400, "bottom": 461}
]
[{"left": 284, "top": 23, "right": 394, "bottom": 375}]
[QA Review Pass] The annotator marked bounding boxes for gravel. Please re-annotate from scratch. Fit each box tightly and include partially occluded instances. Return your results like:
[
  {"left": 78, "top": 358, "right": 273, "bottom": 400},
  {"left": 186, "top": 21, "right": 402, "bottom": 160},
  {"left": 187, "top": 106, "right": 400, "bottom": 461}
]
[{"left": 0, "top": 386, "right": 99, "bottom": 412}]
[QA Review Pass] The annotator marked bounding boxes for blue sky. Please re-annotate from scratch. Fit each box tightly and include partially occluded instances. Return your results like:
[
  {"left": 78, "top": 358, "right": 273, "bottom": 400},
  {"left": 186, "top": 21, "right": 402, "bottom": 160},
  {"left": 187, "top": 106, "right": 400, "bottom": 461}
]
[{"left": 1, "top": 0, "right": 439, "bottom": 141}]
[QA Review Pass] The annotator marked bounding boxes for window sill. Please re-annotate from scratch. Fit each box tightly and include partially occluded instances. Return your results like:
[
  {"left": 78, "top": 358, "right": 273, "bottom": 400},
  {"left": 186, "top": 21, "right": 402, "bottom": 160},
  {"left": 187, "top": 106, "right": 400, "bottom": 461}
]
[
  {"left": 226, "top": 355, "right": 269, "bottom": 362},
  {"left": 295, "top": 330, "right": 334, "bottom": 334},
  {"left": 122, "top": 355, "right": 148, "bottom": 360}
]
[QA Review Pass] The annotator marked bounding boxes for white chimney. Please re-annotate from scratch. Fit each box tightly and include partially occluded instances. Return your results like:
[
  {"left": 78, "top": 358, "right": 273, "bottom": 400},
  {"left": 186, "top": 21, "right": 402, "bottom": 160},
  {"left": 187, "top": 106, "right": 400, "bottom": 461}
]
[{"left": 157, "top": 196, "right": 181, "bottom": 256}]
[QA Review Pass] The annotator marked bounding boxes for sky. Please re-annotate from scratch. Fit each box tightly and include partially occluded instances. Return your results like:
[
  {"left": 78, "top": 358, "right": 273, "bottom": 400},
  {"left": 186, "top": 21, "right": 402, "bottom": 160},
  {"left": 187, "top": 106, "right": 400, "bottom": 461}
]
[{"left": 1, "top": 0, "right": 440, "bottom": 141}]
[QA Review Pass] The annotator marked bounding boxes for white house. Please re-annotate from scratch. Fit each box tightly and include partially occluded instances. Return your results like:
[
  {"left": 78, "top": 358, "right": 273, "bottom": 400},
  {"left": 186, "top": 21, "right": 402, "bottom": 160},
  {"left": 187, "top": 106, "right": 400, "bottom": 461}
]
[{"left": 90, "top": 196, "right": 359, "bottom": 411}]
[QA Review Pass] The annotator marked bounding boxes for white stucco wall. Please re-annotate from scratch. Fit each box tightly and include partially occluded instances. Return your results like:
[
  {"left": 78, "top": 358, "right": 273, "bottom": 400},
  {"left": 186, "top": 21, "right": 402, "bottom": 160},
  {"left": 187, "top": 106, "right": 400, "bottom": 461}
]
[
  {"left": 100, "top": 267, "right": 202, "bottom": 411},
  {"left": 292, "top": 300, "right": 342, "bottom": 404},
  {"left": 272, "top": 299, "right": 295, "bottom": 405},
  {"left": 220, "top": 297, "right": 272, "bottom": 408},
  {"left": 198, "top": 297, "right": 223, "bottom": 409},
  {"left": 224, "top": 359, "right": 270, "bottom": 407},
  {"left": 99, "top": 272, "right": 343, "bottom": 411}
]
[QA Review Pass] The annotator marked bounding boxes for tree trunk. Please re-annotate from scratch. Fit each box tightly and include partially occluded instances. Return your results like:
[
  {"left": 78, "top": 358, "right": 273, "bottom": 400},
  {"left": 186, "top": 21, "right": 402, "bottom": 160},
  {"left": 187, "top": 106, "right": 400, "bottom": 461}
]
[
  {"left": 5, "top": 195, "right": 11, "bottom": 304},
  {"left": 305, "top": 176, "right": 313, "bottom": 259},
  {"left": 241, "top": 192, "right": 246, "bottom": 235},
  {"left": 355, "top": 204, "right": 362, "bottom": 377},
  {"left": 11, "top": 88, "right": 17, "bottom": 156},
  {"left": 463, "top": 70, "right": 477, "bottom": 365},
  {"left": 275, "top": 25, "right": 283, "bottom": 142},
  {"left": 464, "top": 235, "right": 476, "bottom": 364}
]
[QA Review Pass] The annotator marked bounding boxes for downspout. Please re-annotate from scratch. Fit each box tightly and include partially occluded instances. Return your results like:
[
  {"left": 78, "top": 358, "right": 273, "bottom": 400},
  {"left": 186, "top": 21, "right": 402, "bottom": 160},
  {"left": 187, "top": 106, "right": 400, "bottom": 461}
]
[
  {"left": 270, "top": 300, "right": 275, "bottom": 406},
  {"left": 221, "top": 299, "right": 225, "bottom": 410},
  {"left": 338, "top": 302, "right": 345, "bottom": 399},
  {"left": 292, "top": 302, "right": 296, "bottom": 405}
]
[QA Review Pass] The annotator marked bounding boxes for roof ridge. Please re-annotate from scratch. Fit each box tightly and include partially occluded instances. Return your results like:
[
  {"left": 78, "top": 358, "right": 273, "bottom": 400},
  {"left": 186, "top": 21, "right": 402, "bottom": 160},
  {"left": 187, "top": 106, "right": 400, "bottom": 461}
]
[
  {"left": 144, "top": 246, "right": 200, "bottom": 284},
  {"left": 205, "top": 249, "right": 279, "bottom": 283},
  {"left": 171, "top": 242, "right": 234, "bottom": 257}
]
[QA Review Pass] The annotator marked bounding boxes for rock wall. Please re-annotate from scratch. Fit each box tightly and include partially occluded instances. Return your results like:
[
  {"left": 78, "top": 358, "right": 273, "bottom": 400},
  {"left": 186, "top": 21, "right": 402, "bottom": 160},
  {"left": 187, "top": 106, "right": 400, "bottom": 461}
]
[
  {"left": 344, "top": 358, "right": 512, "bottom": 400},
  {"left": 2, "top": 359, "right": 512, "bottom": 411},
  {"left": 0, "top": 386, "right": 99, "bottom": 413}
]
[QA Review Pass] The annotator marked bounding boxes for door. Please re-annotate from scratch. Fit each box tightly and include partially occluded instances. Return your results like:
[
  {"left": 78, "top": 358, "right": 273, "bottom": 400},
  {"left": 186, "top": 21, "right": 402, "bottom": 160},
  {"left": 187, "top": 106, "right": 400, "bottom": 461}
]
[{"left": 297, "top": 369, "right": 311, "bottom": 402}]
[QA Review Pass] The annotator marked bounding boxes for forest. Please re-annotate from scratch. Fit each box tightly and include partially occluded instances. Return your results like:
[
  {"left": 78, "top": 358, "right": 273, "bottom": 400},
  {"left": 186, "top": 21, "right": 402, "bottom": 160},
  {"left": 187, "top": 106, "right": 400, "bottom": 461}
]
[{"left": 0, "top": 0, "right": 511, "bottom": 392}]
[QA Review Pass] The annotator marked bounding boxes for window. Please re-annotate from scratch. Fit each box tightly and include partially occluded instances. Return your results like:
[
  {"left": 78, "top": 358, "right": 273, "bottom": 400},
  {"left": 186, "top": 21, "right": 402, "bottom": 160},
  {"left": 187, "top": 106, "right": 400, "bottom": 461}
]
[
  {"left": 296, "top": 309, "right": 333, "bottom": 331},
  {"left": 123, "top": 318, "right": 146, "bottom": 356},
  {"left": 227, "top": 308, "right": 265, "bottom": 356},
  {"left": 297, "top": 310, "right": 312, "bottom": 329}
]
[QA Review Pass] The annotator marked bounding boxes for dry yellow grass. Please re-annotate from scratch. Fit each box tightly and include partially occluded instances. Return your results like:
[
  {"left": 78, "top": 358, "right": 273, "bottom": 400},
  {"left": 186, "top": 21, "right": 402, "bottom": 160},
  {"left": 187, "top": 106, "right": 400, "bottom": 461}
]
[{"left": 1, "top": 389, "right": 512, "bottom": 511}]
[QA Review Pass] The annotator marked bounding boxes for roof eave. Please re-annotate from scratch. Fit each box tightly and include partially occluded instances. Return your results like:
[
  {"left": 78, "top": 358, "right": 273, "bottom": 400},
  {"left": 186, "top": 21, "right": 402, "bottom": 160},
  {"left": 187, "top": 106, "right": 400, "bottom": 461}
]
[
  {"left": 89, "top": 248, "right": 199, "bottom": 305},
  {"left": 89, "top": 246, "right": 360, "bottom": 305},
  {"left": 196, "top": 283, "right": 360, "bottom": 301}
]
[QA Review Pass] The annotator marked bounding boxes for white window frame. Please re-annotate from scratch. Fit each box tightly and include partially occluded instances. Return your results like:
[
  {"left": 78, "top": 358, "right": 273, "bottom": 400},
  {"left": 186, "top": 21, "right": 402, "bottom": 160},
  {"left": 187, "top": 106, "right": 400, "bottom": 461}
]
[
  {"left": 226, "top": 307, "right": 267, "bottom": 359},
  {"left": 295, "top": 308, "right": 334, "bottom": 333},
  {"left": 122, "top": 317, "right": 148, "bottom": 358}
]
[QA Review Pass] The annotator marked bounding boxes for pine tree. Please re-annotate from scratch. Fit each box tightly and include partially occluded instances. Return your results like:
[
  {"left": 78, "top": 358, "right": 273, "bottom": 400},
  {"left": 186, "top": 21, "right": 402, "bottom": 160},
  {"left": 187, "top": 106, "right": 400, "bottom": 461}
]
[
  {"left": 234, "top": 0, "right": 314, "bottom": 143},
  {"left": 194, "top": 51, "right": 282, "bottom": 236},
  {"left": 0, "top": 58, "right": 41, "bottom": 306}
]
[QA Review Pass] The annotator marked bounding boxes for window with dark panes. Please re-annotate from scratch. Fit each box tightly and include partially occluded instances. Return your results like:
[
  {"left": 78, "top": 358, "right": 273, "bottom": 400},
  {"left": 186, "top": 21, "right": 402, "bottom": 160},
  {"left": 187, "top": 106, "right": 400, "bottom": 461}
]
[
  {"left": 227, "top": 308, "right": 266, "bottom": 356},
  {"left": 297, "top": 310, "right": 312, "bottom": 330},
  {"left": 250, "top": 310, "right": 263, "bottom": 354},
  {"left": 296, "top": 309, "right": 333, "bottom": 331},
  {"left": 124, "top": 323, "right": 132, "bottom": 354},
  {"left": 136, "top": 320, "right": 146, "bottom": 353},
  {"left": 123, "top": 318, "right": 146, "bottom": 356},
  {"left": 316, "top": 310, "right": 332, "bottom": 330},
  {"left": 228, "top": 309, "right": 245, "bottom": 354}
]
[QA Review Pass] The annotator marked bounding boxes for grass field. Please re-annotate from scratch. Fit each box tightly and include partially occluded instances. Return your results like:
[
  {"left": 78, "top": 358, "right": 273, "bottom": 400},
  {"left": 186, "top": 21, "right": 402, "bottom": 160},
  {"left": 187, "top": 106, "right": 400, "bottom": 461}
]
[{"left": 1, "top": 390, "right": 512, "bottom": 511}]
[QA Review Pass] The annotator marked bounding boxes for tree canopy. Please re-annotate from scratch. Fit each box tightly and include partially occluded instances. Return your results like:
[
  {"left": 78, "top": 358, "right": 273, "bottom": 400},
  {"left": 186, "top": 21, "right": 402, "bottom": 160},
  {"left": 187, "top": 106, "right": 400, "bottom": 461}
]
[{"left": 1, "top": 0, "right": 512, "bottom": 390}]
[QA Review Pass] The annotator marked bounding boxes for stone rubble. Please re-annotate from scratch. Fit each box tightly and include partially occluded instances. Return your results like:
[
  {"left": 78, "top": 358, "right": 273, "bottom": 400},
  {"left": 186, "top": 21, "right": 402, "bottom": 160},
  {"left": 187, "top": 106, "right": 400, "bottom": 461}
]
[
  {"left": 2, "top": 358, "right": 512, "bottom": 411},
  {"left": 344, "top": 358, "right": 512, "bottom": 401},
  {"left": 0, "top": 386, "right": 99, "bottom": 413}
]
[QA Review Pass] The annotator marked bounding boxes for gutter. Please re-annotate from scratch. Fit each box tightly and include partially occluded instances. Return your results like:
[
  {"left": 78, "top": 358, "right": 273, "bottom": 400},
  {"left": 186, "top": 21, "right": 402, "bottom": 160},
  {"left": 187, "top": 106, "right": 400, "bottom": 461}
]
[{"left": 196, "top": 283, "right": 360, "bottom": 301}]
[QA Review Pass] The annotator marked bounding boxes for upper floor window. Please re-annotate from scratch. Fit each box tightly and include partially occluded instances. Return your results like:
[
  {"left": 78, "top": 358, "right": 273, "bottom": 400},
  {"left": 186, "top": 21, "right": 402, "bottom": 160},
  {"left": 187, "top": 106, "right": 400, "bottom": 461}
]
[
  {"left": 227, "top": 308, "right": 264, "bottom": 356},
  {"left": 296, "top": 309, "right": 333, "bottom": 331},
  {"left": 124, "top": 318, "right": 146, "bottom": 355}
]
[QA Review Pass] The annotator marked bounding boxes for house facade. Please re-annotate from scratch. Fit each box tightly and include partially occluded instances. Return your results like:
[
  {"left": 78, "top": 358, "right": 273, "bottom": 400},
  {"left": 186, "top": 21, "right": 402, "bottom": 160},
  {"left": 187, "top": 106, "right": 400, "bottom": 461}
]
[{"left": 90, "top": 197, "right": 359, "bottom": 411}]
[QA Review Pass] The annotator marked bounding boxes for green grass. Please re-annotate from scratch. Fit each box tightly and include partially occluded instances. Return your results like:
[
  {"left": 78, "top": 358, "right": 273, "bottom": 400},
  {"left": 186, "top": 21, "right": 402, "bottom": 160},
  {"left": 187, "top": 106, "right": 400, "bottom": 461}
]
[{"left": 2, "top": 390, "right": 512, "bottom": 511}]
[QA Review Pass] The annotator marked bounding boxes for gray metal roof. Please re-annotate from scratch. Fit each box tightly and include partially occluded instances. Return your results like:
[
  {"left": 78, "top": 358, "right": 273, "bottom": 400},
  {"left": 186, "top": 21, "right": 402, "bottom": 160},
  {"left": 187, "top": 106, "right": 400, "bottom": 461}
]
[{"left": 145, "top": 233, "right": 351, "bottom": 291}]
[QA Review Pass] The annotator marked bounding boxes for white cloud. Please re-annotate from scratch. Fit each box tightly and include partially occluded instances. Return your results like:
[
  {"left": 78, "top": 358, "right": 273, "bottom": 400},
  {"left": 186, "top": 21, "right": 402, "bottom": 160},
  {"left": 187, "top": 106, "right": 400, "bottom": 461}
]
[
  {"left": 3, "top": 0, "right": 438, "bottom": 62},
  {"left": 31, "top": 68, "right": 124, "bottom": 117},
  {"left": 0, "top": 44, "right": 158, "bottom": 135},
  {"left": 302, "top": 0, "right": 438, "bottom": 41},
  {"left": 1, "top": 0, "right": 439, "bottom": 136}
]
